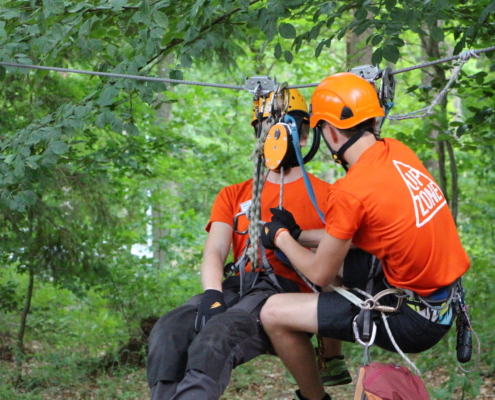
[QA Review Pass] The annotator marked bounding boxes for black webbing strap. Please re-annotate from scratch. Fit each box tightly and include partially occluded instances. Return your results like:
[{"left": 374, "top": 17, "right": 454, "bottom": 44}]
[{"left": 356, "top": 256, "right": 382, "bottom": 342}]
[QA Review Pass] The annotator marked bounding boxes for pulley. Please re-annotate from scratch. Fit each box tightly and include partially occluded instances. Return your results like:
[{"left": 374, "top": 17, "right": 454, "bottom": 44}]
[{"left": 264, "top": 123, "right": 293, "bottom": 171}]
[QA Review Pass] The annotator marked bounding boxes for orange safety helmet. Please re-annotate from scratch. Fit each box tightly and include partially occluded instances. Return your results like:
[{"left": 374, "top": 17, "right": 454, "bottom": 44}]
[
  {"left": 251, "top": 88, "right": 308, "bottom": 126},
  {"left": 309, "top": 72, "right": 385, "bottom": 130}
]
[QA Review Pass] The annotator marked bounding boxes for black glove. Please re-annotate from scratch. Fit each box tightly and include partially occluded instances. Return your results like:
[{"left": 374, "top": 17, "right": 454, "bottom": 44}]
[
  {"left": 194, "top": 289, "right": 227, "bottom": 332},
  {"left": 261, "top": 220, "right": 288, "bottom": 250},
  {"left": 270, "top": 207, "right": 302, "bottom": 240}
]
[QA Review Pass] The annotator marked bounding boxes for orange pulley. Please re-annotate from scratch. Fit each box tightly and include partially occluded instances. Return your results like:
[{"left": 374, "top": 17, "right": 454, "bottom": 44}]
[{"left": 264, "top": 123, "right": 293, "bottom": 171}]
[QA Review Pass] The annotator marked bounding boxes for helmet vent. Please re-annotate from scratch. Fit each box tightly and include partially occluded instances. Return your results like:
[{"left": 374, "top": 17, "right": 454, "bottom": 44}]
[{"left": 340, "top": 106, "right": 354, "bottom": 120}]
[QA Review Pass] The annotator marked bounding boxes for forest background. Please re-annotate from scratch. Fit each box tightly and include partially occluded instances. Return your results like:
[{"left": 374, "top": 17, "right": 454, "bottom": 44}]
[{"left": 1, "top": 0, "right": 495, "bottom": 399}]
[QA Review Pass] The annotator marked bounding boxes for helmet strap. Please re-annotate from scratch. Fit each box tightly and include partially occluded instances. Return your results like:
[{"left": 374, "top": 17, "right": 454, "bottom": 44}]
[{"left": 320, "top": 126, "right": 373, "bottom": 171}]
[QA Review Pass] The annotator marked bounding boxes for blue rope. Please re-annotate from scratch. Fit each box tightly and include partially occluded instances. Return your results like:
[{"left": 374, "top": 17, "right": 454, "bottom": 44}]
[{"left": 283, "top": 115, "right": 326, "bottom": 223}]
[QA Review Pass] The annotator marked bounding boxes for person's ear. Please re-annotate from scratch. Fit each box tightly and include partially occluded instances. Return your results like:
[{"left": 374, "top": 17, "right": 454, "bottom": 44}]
[
  {"left": 299, "top": 134, "right": 309, "bottom": 147},
  {"left": 329, "top": 126, "right": 339, "bottom": 145},
  {"left": 298, "top": 123, "right": 310, "bottom": 147}
]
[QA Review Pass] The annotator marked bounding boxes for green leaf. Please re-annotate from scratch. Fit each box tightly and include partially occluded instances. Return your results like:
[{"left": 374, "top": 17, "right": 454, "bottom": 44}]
[
  {"left": 98, "top": 86, "right": 119, "bottom": 107},
  {"left": 274, "top": 43, "right": 282, "bottom": 59},
  {"left": 14, "top": 157, "right": 25, "bottom": 179},
  {"left": 478, "top": 0, "right": 495, "bottom": 25},
  {"left": 453, "top": 37, "right": 465, "bottom": 55},
  {"left": 389, "top": 37, "right": 405, "bottom": 47},
  {"left": 284, "top": 50, "right": 293, "bottom": 64},
  {"left": 0, "top": 66, "right": 5, "bottom": 81},
  {"left": 111, "top": 0, "right": 127, "bottom": 11},
  {"left": 279, "top": 23, "right": 296, "bottom": 39},
  {"left": 315, "top": 38, "right": 328, "bottom": 58},
  {"left": 191, "top": 0, "right": 206, "bottom": 19},
  {"left": 111, "top": 118, "right": 124, "bottom": 134},
  {"left": 1, "top": 8, "right": 21, "bottom": 19},
  {"left": 382, "top": 44, "right": 400, "bottom": 64},
  {"left": 20, "top": 147, "right": 31, "bottom": 157},
  {"left": 355, "top": 8, "right": 368, "bottom": 20},
  {"left": 169, "top": 69, "right": 183, "bottom": 81},
  {"left": 372, "top": 47, "right": 383, "bottom": 65},
  {"left": 50, "top": 141, "right": 69, "bottom": 155},
  {"left": 371, "top": 34, "right": 382, "bottom": 46},
  {"left": 42, "top": 0, "right": 65, "bottom": 15},
  {"left": 24, "top": 190, "right": 37, "bottom": 206},
  {"left": 385, "top": 0, "right": 396, "bottom": 11},
  {"left": 124, "top": 123, "right": 140, "bottom": 136},
  {"left": 310, "top": 25, "right": 321, "bottom": 40},
  {"left": 181, "top": 53, "right": 193, "bottom": 68},
  {"left": 430, "top": 26, "right": 444, "bottom": 42},
  {"left": 138, "top": 0, "right": 151, "bottom": 25},
  {"left": 153, "top": 11, "right": 169, "bottom": 29},
  {"left": 149, "top": 81, "right": 167, "bottom": 93}
]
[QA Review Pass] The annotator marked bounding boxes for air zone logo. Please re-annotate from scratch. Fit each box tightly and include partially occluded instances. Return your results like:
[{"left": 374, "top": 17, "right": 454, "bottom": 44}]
[{"left": 393, "top": 160, "right": 447, "bottom": 228}]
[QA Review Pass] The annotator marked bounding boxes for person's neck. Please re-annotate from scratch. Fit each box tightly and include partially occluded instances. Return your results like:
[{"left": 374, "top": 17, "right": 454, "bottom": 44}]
[
  {"left": 344, "top": 132, "right": 377, "bottom": 167},
  {"left": 266, "top": 166, "right": 302, "bottom": 184}
]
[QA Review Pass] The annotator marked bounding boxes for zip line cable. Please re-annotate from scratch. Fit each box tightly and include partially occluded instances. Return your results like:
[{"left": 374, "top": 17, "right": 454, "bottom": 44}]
[
  {"left": 1, "top": 45, "right": 494, "bottom": 91},
  {"left": 0, "top": 62, "right": 245, "bottom": 90}
]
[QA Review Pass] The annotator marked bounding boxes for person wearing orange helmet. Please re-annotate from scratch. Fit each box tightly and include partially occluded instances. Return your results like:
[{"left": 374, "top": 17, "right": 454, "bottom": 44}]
[
  {"left": 147, "top": 88, "right": 354, "bottom": 400},
  {"left": 259, "top": 72, "right": 470, "bottom": 400}
]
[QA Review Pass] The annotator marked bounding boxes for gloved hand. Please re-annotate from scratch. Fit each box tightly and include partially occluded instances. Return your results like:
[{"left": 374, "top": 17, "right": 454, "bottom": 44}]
[
  {"left": 261, "top": 220, "right": 289, "bottom": 250},
  {"left": 194, "top": 289, "right": 227, "bottom": 332},
  {"left": 270, "top": 207, "right": 302, "bottom": 240}
]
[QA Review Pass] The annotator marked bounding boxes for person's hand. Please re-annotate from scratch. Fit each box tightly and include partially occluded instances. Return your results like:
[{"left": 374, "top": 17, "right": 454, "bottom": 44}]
[
  {"left": 270, "top": 207, "right": 302, "bottom": 240},
  {"left": 194, "top": 289, "right": 227, "bottom": 332},
  {"left": 261, "top": 221, "right": 289, "bottom": 250}
]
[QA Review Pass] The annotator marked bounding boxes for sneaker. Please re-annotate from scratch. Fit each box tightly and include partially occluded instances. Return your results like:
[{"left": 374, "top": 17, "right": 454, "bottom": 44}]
[
  {"left": 320, "top": 356, "right": 352, "bottom": 386},
  {"left": 284, "top": 356, "right": 352, "bottom": 387}
]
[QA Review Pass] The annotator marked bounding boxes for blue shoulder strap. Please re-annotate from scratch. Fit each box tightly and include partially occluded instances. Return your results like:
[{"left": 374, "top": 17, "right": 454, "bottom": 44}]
[{"left": 283, "top": 115, "right": 325, "bottom": 223}]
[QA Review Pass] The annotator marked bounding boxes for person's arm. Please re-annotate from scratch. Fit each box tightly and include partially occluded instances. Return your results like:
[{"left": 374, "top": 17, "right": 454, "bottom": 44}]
[
  {"left": 275, "top": 230, "right": 351, "bottom": 287},
  {"left": 298, "top": 229, "right": 359, "bottom": 250},
  {"left": 200, "top": 221, "right": 233, "bottom": 292},
  {"left": 297, "top": 229, "right": 325, "bottom": 248}
]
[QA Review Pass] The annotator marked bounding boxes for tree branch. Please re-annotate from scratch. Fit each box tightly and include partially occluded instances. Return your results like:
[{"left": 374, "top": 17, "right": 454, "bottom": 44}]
[{"left": 148, "top": 0, "right": 262, "bottom": 65}]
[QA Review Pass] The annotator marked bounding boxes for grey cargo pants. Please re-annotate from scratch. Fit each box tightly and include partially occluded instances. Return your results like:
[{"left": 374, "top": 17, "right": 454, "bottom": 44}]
[{"left": 147, "top": 274, "right": 299, "bottom": 400}]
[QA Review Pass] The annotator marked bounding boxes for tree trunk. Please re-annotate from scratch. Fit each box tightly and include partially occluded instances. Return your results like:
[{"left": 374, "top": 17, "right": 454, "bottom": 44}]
[
  {"left": 15, "top": 263, "right": 35, "bottom": 375},
  {"left": 421, "top": 24, "right": 458, "bottom": 215},
  {"left": 346, "top": 16, "right": 373, "bottom": 68},
  {"left": 152, "top": 53, "right": 176, "bottom": 267}
]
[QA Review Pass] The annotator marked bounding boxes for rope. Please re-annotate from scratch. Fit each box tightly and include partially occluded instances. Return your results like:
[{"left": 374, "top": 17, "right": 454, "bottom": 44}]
[
  {"left": 2, "top": 45, "right": 494, "bottom": 91},
  {"left": 316, "top": 334, "right": 326, "bottom": 372},
  {"left": 279, "top": 166, "right": 284, "bottom": 209},
  {"left": 247, "top": 117, "right": 273, "bottom": 269},
  {"left": 381, "top": 312, "right": 421, "bottom": 375},
  {"left": 0, "top": 62, "right": 244, "bottom": 90},
  {"left": 286, "top": 45, "right": 495, "bottom": 89},
  {"left": 387, "top": 49, "right": 480, "bottom": 121}
]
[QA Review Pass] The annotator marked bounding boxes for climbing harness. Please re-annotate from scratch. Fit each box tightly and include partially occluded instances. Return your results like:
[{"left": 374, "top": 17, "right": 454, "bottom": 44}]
[
  {"left": 331, "top": 267, "right": 480, "bottom": 376},
  {"left": 225, "top": 77, "right": 327, "bottom": 296}
]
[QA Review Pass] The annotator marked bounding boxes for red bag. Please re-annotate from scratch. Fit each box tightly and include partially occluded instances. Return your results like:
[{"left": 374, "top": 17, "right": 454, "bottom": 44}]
[{"left": 353, "top": 362, "right": 430, "bottom": 400}]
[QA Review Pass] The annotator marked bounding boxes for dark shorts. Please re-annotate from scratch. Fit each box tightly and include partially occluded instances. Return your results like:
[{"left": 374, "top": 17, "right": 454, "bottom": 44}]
[{"left": 317, "top": 254, "right": 452, "bottom": 354}]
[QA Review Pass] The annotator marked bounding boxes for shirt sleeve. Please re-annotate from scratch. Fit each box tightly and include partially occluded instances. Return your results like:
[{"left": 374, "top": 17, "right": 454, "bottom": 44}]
[
  {"left": 205, "top": 186, "right": 235, "bottom": 232},
  {"left": 325, "top": 189, "right": 365, "bottom": 240}
]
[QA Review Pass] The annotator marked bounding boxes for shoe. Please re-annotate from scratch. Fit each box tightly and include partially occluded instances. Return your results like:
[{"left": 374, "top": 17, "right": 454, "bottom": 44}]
[
  {"left": 320, "top": 356, "right": 352, "bottom": 386},
  {"left": 293, "top": 389, "right": 331, "bottom": 400},
  {"left": 284, "top": 356, "right": 352, "bottom": 387}
]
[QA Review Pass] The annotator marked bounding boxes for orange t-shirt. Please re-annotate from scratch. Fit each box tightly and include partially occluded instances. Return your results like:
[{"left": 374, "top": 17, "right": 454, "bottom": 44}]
[
  {"left": 206, "top": 174, "right": 331, "bottom": 292},
  {"left": 325, "top": 138, "right": 470, "bottom": 297}
]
